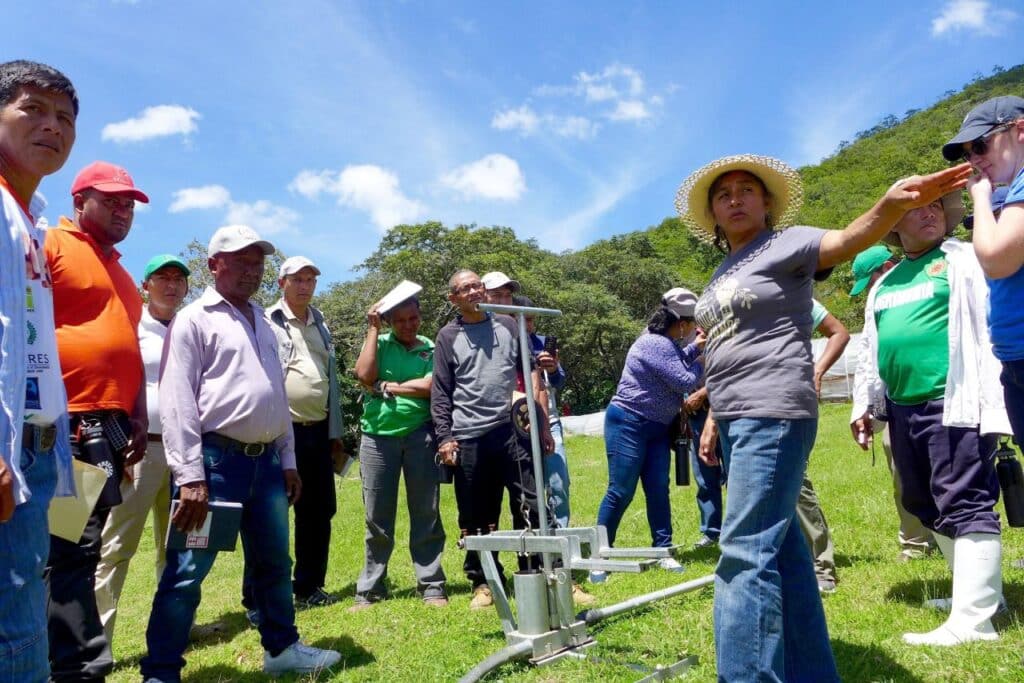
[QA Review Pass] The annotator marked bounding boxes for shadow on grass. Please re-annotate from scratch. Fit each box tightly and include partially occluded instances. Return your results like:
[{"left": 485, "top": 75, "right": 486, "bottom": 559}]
[
  {"left": 185, "top": 635, "right": 374, "bottom": 681},
  {"left": 885, "top": 578, "right": 952, "bottom": 606},
  {"left": 833, "top": 639, "right": 923, "bottom": 683}
]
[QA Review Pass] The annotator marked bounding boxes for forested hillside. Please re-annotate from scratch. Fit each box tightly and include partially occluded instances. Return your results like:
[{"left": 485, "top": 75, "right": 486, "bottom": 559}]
[{"left": 177, "top": 65, "right": 1023, "bottom": 443}]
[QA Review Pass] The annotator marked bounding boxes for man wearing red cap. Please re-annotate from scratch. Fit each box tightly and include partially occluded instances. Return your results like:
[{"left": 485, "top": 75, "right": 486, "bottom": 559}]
[{"left": 43, "top": 161, "right": 149, "bottom": 681}]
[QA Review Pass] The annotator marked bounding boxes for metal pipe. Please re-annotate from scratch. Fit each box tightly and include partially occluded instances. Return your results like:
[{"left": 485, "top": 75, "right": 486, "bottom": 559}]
[
  {"left": 478, "top": 302, "right": 561, "bottom": 576},
  {"left": 458, "top": 639, "right": 534, "bottom": 683},
  {"left": 579, "top": 574, "right": 715, "bottom": 625}
]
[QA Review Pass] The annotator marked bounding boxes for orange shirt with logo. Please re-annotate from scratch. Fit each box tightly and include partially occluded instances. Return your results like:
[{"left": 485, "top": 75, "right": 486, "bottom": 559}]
[{"left": 44, "top": 217, "right": 143, "bottom": 413}]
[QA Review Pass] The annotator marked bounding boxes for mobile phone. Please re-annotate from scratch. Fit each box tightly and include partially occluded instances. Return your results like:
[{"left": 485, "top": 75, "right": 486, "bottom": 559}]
[{"left": 544, "top": 335, "right": 558, "bottom": 354}]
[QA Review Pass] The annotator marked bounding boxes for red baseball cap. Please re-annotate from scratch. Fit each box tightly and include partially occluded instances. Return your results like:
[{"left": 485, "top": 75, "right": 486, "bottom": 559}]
[{"left": 70, "top": 161, "right": 150, "bottom": 203}]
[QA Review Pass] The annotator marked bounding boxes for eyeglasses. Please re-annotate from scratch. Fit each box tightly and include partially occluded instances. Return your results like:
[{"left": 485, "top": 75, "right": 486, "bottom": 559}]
[
  {"left": 961, "top": 123, "right": 1014, "bottom": 160},
  {"left": 452, "top": 281, "right": 484, "bottom": 295}
]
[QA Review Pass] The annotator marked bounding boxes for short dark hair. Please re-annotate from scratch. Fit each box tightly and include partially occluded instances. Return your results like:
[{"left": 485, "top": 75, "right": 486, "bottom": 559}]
[
  {"left": 512, "top": 294, "right": 533, "bottom": 307},
  {"left": 647, "top": 306, "right": 680, "bottom": 335},
  {"left": 0, "top": 60, "right": 78, "bottom": 116}
]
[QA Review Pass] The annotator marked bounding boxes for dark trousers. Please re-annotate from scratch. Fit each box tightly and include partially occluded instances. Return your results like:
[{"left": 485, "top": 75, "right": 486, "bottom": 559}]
[
  {"left": 46, "top": 412, "right": 124, "bottom": 682},
  {"left": 292, "top": 420, "right": 336, "bottom": 597},
  {"left": 886, "top": 398, "right": 1000, "bottom": 537},
  {"left": 241, "top": 420, "right": 336, "bottom": 605},
  {"left": 46, "top": 506, "right": 112, "bottom": 682},
  {"left": 999, "top": 359, "right": 1024, "bottom": 447},
  {"left": 453, "top": 422, "right": 540, "bottom": 588}
]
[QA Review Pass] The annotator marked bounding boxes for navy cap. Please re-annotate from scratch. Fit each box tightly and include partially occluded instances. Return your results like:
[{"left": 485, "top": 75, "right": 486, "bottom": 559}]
[{"left": 943, "top": 96, "right": 1024, "bottom": 161}]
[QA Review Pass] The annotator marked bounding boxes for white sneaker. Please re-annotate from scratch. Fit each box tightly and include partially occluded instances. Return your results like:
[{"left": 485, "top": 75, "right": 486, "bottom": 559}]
[
  {"left": 264, "top": 641, "right": 342, "bottom": 676},
  {"left": 657, "top": 557, "right": 685, "bottom": 573}
]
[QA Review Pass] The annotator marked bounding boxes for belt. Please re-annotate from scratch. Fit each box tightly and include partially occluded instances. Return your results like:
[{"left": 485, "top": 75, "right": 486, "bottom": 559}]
[
  {"left": 147, "top": 433, "right": 162, "bottom": 443},
  {"left": 202, "top": 432, "right": 268, "bottom": 457},
  {"left": 294, "top": 418, "right": 328, "bottom": 428},
  {"left": 23, "top": 423, "right": 57, "bottom": 452}
]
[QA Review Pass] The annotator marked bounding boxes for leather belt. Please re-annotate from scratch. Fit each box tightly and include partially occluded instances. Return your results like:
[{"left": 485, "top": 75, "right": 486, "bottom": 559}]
[
  {"left": 202, "top": 432, "right": 268, "bottom": 457},
  {"left": 23, "top": 423, "right": 57, "bottom": 452}
]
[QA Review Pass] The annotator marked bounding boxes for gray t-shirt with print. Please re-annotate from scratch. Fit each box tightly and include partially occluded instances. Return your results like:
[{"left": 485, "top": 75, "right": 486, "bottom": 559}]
[{"left": 694, "top": 226, "right": 827, "bottom": 420}]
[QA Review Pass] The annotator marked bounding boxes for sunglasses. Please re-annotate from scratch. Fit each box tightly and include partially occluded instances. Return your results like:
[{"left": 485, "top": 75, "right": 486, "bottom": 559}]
[{"left": 961, "top": 123, "right": 1014, "bottom": 160}]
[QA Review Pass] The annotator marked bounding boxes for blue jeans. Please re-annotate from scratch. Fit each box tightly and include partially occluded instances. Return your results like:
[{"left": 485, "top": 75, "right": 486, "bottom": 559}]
[
  {"left": 544, "top": 419, "right": 571, "bottom": 528},
  {"left": 597, "top": 404, "right": 672, "bottom": 547},
  {"left": 140, "top": 441, "right": 298, "bottom": 682},
  {"left": 715, "top": 417, "right": 838, "bottom": 683},
  {"left": 0, "top": 432, "right": 57, "bottom": 683},
  {"left": 689, "top": 409, "right": 725, "bottom": 540}
]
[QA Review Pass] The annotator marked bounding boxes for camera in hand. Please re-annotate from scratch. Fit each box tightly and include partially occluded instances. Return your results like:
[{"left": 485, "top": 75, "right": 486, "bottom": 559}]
[
  {"left": 995, "top": 439, "right": 1024, "bottom": 527},
  {"left": 674, "top": 432, "right": 691, "bottom": 486},
  {"left": 543, "top": 335, "right": 558, "bottom": 354}
]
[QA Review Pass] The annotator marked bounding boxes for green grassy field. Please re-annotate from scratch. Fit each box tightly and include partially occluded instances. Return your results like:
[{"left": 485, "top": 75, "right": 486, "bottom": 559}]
[{"left": 107, "top": 403, "right": 1024, "bottom": 681}]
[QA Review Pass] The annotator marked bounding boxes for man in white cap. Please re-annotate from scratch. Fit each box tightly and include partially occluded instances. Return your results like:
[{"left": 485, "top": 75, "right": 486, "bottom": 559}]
[
  {"left": 140, "top": 226, "right": 341, "bottom": 680},
  {"left": 264, "top": 256, "right": 344, "bottom": 608},
  {"left": 481, "top": 271, "right": 520, "bottom": 305}
]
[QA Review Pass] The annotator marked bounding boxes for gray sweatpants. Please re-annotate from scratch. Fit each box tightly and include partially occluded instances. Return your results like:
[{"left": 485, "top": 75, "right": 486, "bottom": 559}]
[{"left": 356, "top": 424, "right": 447, "bottom": 600}]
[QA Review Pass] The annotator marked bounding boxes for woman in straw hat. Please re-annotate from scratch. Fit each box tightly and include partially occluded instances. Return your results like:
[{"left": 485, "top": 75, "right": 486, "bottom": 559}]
[{"left": 675, "top": 154, "right": 970, "bottom": 681}]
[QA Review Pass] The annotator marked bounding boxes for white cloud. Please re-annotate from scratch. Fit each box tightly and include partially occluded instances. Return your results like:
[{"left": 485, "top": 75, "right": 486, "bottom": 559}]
[
  {"left": 224, "top": 200, "right": 299, "bottom": 235},
  {"left": 551, "top": 116, "right": 599, "bottom": 140},
  {"left": 441, "top": 154, "right": 526, "bottom": 201},
  {"left": 101, "top": 105, "right": 200, "bottom": 143},
  {"left": 576, "top": 64, "right": 645, "bottom": 101},
  {"left": 169, "top": 184, "right": 231, "bottom": 213},
  {"left": 491, "top": 106, "right": 541, "bottom": 135},
  {"left": 932, "top": 0, "right": 1017, "bottom": 36},
  {"left": 608, "top": 100, "right": 651, "bottom": 122},
  {"left": 168, "top": 184, "right": 297, "bottom": 234},
  {"left": 289, "top": 165, "right": 425, "bottom": 232}
]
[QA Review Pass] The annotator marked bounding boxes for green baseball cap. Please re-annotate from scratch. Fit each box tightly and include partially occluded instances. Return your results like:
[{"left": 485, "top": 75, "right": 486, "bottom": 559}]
[
  {"left": 849, "top": 245, "right": 893, "bottom": 297},
  {"left": 143, "top": 254, "right": 190, "bottom": 281}
]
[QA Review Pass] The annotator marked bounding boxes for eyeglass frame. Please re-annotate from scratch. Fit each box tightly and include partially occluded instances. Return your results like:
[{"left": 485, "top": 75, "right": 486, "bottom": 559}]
[{"left": 961, "top": 122, "right": 1017, "bottom": 161}]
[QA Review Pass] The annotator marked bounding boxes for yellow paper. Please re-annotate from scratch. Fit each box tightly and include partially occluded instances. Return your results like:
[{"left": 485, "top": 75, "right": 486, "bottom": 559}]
[{"left": 47, "top": 460, "right": 107, "bottom": 541}]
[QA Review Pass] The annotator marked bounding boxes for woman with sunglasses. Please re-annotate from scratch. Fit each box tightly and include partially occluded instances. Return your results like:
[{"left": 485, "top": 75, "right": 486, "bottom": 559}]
[
  {"left": 675, "top": 154, "right": 970, "bottom": 682},
  {"left": 945, "top": 95, "right": 1024, "bottom": 446}
]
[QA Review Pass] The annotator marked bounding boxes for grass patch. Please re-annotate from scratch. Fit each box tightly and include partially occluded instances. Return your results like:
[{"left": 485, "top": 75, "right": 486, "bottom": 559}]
[{"left": 108, "top": 403, "right": 1024, "bottom": 681}]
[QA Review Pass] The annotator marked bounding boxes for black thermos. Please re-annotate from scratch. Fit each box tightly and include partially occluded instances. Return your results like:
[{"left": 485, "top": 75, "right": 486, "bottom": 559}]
[
  {"left": 995, "top": 439, "right": 1024, "bottom": 527},
  {"left": 674, "top": 428, "right": 691, "bottom": 486}
]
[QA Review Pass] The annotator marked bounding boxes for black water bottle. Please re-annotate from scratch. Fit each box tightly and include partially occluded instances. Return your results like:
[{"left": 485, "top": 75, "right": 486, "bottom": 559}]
[
  {"left": 78, "top": 419, "right": 122, "bottom": 508},
  {"left": 995, "top": 439, "right": 1024, "bottom": 527},
  {"left": 674, "top": 429, "right": 691, "bottom": 486}
]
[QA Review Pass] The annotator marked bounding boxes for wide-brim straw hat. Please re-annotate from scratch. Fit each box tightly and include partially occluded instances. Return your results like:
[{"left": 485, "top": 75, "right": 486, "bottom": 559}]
[
  {"left": 882, "top": 185, "right": 965, "bottom": 248},
  {"left": 675, "top": 154, "right": 803, "bottom": 243}
]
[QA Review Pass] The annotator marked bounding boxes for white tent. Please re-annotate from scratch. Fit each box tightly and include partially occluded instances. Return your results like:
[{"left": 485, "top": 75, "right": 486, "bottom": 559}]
[{"left": 561, "top": 333, "right": 863, "bottom": 437}]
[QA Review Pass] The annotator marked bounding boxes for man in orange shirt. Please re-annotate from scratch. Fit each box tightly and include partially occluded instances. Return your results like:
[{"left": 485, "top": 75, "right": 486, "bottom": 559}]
[{"left": 43, "top": 161, "right": 149, "bottom": 682}]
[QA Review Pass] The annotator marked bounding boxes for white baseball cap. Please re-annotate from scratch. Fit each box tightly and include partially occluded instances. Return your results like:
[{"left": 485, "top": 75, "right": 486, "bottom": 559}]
[
  {"left": 279, "top": 256, "right": 321, "bottom": 278},
  {"left": 481, "top": 271, "right": 521, "bottom": 292},
  {"left": 207, "top": 225, "right": 274, "bottom": 257}
]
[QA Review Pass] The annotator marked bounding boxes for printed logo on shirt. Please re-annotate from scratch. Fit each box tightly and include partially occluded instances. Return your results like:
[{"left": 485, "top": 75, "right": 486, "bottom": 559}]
[
  {"left": 695, "top": 277, "right": 758, "bottom": 349},
  {"left": 22, "top": 232, "right": 51, "bottom": 287},
  {"left": 26, "top": 321, "right": 37, "bottom": 345},
  {"left": 26, "top": 352, "right": 51, "bottom": 373},
  {"left": 25, "top": 286, "right": 34, "bottom": 312},
  {"left": 874, "top": 281, "right": 936, "bottom": 313},
  {"left": 927, "top": 259, "right": 948, "bottom": 278},
  {"left": 25, "top": 377, "right": 41, "bottom": 410}
]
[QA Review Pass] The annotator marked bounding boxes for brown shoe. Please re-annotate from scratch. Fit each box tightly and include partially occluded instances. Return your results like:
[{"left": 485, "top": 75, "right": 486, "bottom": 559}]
[
  {"left": 424, "top": 596, "right": 449, "bottom": 607},
  {"left": 572, "top": 583, "right": 597, "bottom": 607},
  {"left": 469, "top": 585, "right": 493, "bottom": 610}
]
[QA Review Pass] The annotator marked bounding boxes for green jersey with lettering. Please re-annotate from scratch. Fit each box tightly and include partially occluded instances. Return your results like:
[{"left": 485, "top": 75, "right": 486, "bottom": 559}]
[{"left": 873, "top": 246, "right": 949, "bottom": 405}]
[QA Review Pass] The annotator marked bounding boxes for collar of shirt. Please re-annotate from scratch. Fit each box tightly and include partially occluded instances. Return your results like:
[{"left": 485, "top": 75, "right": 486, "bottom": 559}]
[
  {"left": 380, "top": 330, "right": 432, "bottom": 353},
  {"left": 0, "top": 174, "right": 46, "bottom": 222},
  {"left": 56, "top": 216, "right": 122, "bottom": 261},
  {"left": 139, "top": 306, "right": 170, "bottom": 335},
  {"left": 198, "top": 285, "right": 264, "bottom": 317},
  {"left": 280, "top": 298, "right": 313, "bottom": 325}
]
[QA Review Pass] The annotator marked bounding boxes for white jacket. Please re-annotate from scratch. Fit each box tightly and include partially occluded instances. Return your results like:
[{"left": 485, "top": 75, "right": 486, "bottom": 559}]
[{"left": 850, "top": 239, "right": 1011, "bottom": 435}]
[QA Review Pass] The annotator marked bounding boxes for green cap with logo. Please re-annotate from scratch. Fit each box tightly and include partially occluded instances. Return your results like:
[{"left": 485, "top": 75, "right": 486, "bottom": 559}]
[
  {"left": 143, "top": 254, "right": 190, "bottom": 281},
  {"left": 849, "top": 245, "right": 893, "bottom": 297}
]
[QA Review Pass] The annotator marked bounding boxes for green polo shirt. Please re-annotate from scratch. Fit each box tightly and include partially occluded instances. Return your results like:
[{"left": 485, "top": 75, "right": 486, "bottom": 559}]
[
  {"left": 360, "top": 332, "right": 434, "bottom": 437},
  {"left": 874, "top": 246, "right": 950, "bottom": 405}
]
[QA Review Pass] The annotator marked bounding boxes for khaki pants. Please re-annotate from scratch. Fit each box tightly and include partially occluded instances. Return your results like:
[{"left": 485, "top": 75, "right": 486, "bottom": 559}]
[
  {"left": 94, "top": 439, "right": 171, "bottom": 644},
  {"left": 796, "top": 477, "right": 836, "bottom": 582}
]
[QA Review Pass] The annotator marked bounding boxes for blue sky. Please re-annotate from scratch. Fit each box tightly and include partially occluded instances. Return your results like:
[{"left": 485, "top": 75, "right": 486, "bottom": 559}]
[{"left": 5, "top": 0, "right": 1022, "bottom": 287}]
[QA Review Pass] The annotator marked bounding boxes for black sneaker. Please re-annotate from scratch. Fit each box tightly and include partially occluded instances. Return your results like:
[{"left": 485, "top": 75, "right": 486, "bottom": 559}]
[{"left": 295, "top": 588, "right": 339, "bottom": 608}]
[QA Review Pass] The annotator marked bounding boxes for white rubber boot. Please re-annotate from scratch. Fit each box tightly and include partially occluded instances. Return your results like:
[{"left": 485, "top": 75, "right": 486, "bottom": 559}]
[
  {"left": 922, "top": 532, "right": 954, "bottom": 610},
  {"left": 903, "top": 532, "right": 1002, "bottom": 646}
]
